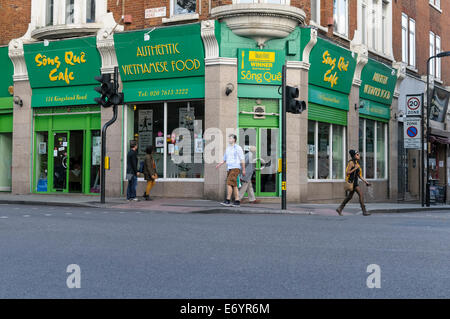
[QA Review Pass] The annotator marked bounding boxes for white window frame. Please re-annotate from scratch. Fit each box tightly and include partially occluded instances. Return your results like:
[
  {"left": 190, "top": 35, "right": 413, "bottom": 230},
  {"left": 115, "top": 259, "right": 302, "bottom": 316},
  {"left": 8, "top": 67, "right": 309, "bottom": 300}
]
[
  {"left": 310, "top": 0, "right": 321, "bottom": 24},
  {"left": 359, "top": 119, "right": 388, "bottom": 180},
  {"left": 436, "top": 35, "right": 441, "bottom": 80},
  {"left": 308, "top": 121, "right": 346, "bottom": 182},
  {"left": 233, "top": 0, "right": 290, "bottom": 3},
  {"left": 170, "top": 0, "right": 197, "bottom": 16},
  {"left": 408, "top": 18, "right": 416, "bottom": 67},
  {"left": 429, "top": 0, "right": 441, "bottom": 11},
  {"left": 401, "top": 13, "right": 408, "bottom": 64},
  {"left": 123, "top": 102, "right": 205, "bottom": 183},
  {"left": 334, "top": 0, "right": 348, "bottom": 37},
  {"left": 430, "top": 31, "right": 436, "bottom": 78},
  {"left": 361, "top": 0, "right": 367, "bottom": 45}
]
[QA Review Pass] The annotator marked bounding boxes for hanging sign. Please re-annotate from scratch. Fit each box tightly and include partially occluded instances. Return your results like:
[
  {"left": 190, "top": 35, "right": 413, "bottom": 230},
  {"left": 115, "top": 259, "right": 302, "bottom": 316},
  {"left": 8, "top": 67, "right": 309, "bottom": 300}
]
[{"left": 404, "top": 117, "right": 421, "bottom": 149}]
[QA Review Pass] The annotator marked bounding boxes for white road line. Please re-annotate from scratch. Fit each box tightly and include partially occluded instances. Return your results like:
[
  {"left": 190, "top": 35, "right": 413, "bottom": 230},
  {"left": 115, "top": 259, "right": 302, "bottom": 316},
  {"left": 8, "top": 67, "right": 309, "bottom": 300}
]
[
  {"left": 0, "top": 216, "right": 8, "bottom": 219},
  {"left": 65, "top": 213, "right": 72, "bottom": 215},
  {"left": 23, "top": 215, "right": 30, "bottom": 218},
  {"left": 119, "top": 211, "right": 126, "bottom": 214},
  {"left": 44, "top": 214, "right": 52, "bottom": 217},
  {"left": 84, "top": 212, "right": 91, "bottom": 214}
]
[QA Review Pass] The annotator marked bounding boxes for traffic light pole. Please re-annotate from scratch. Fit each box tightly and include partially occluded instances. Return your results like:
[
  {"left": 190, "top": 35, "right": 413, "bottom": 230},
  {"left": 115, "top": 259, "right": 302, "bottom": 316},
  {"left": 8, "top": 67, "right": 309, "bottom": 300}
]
[
  {"left": 281, "top": 64, "right": 287, "bottom": 210},
  {"left": 100, "top": 67, "right": 120, "bottom": 204}
]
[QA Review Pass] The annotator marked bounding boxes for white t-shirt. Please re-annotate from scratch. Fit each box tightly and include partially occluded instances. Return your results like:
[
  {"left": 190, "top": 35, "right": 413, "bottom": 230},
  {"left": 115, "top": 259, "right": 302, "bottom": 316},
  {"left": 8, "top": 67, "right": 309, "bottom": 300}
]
[{"left": 223, "top": 144, "right": 244, "bottom": 170}]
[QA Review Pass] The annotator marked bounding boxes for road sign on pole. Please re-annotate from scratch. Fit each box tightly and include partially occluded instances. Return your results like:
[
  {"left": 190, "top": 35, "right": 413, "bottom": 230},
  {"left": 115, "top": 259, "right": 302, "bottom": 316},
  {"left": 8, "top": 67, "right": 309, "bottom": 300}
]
[
  {"left": 406, "top": 94, "right": 422, "bottom": 116},
  {"left": 404, "top": 117, "right": 421, "bottom": 149}
]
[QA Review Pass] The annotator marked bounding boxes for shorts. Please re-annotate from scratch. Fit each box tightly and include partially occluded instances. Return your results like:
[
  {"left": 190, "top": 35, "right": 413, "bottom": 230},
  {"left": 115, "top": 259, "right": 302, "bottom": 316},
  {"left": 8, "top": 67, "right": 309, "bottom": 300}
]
[{"left": 226, "top": 168, "right": 241, "bottom": 187}]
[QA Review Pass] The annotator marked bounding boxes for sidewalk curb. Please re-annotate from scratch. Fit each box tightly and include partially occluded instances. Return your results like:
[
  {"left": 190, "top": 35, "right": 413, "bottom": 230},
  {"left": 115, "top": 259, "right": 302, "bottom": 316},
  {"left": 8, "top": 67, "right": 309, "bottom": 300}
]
[
  {"left": 369, "top": 207, "right": 450, "bottom": 214},
  {"left": 189, "top": 208, "right": 315, "bottom": 215},
  {"left": 0, "top": 199, "right": 99, "bottom": 209}
]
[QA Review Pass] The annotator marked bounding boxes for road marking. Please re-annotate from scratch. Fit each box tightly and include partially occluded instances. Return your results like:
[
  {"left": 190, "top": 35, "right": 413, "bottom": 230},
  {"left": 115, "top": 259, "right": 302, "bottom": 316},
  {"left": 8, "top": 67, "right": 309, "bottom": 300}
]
[
  {"left": 119, "top": 211, "right": 126, "bottom": 214},
  {"left": 44, "top": 214, "right": 52, "bottom": 217},
  {"left": 0, "top": 216, "right": 8, "bottom": 219},
  {"left": 136, "top": 212, "right": 142, "bottom": 214},
  {"left": 84, "top": 212, "right": 91, "bottom": 214},
  {"left": 65, "top": 213, "right": 72, "bottom": 215},
  {"left": 23, "top": 215, "right": 30, "bottom": 218}
]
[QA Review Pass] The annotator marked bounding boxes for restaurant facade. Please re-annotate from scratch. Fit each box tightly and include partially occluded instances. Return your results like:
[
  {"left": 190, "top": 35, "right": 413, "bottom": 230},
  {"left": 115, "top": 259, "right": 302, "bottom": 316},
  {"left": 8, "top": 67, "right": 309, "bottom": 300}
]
[{"left": 4, "top": 19, "right": 404, "bottom": 203}]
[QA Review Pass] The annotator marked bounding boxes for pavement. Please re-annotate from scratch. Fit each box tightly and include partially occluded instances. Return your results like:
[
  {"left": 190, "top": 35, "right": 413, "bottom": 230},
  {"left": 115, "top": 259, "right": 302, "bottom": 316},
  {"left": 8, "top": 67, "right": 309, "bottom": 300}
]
[
  {"left": 0, "top": 193, "right": 449, "bottom": 215},
  {"left": 0, "top": 202, "right": 449, "bottom": 298}
]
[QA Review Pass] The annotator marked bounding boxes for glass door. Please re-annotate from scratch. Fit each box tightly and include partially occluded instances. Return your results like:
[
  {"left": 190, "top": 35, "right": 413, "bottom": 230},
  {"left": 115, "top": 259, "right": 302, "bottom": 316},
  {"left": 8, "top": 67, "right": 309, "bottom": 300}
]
[
  {"left": 53, "top": 132, "right": 69, "bottom": 192},
  {"left": 239, "top": 127, "right": 279, "bottom": 197}
]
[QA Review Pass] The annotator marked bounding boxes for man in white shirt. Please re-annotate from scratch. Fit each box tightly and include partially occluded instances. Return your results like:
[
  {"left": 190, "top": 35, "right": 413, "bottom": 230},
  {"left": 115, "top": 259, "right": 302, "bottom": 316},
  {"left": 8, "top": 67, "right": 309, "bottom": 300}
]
[{"left": 216, "top": 134, "right": 246, "bottom": 207}]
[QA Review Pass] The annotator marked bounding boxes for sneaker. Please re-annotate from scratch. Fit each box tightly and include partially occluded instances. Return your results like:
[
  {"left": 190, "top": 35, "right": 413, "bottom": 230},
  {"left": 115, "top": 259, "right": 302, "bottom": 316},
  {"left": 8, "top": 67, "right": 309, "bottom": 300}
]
[
  {"left": 232, "top": 201, "right": 240, "bottom": 207},
  {"left": 220, "top": 200, "right": 232, "bottom": 207},
  {"left": 132, "top": 198, "right": 139, "bottom": 202}
]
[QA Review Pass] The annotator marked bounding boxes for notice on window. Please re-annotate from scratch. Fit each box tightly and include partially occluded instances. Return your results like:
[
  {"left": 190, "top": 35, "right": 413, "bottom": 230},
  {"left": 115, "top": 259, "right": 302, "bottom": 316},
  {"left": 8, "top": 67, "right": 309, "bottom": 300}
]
[
  {"left": 138, "top": 109, "right": 153, "bottom": 133},
  {"left": 92, "top": 136, "right": 101, "bottom": 166}
]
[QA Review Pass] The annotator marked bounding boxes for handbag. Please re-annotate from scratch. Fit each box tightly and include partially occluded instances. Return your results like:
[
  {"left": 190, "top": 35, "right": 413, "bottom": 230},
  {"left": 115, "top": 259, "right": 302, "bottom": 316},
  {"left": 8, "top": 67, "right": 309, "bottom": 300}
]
[{"left": 344, "top": 180, "right": 354, "bottom": 192}]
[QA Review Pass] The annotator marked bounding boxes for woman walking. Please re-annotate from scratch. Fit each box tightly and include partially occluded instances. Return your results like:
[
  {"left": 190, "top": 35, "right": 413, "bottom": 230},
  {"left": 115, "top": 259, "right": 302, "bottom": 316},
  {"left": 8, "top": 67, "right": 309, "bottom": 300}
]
[
  {"left": 336, "top": 150, "right": 371, "bottom": 216},
  {"left": 143, "top": 145, "right": 157, "bottom": 201}
]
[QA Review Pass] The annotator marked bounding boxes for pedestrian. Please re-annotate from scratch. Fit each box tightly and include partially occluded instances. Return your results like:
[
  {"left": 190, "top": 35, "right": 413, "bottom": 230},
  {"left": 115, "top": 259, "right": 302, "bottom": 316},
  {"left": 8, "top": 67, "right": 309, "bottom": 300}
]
[
  {"left": 215, "top": 134, "right": 246, "bottom": 207},
  {"left": 143, "top": 145, "right": 157, "bottom": 201},
  {"left": 126, "top": 140, "right": 139, "bottom": 201},
  {"left": 336, "top": 150, "right": 371, "bottom": 216},
  {"left": 239, "top": 145, "right": 260, "bottom": 204}
]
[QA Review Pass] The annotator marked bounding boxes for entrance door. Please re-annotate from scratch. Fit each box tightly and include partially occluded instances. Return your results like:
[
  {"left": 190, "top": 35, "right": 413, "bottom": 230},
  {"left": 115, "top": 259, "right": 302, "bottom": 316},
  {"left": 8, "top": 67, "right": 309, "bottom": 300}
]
[
  {"left": 53, "top": 132, "right": 69, "bottom": 192},
  {"left": 239, "top": 127, "right": 279, "bottom": 197}
]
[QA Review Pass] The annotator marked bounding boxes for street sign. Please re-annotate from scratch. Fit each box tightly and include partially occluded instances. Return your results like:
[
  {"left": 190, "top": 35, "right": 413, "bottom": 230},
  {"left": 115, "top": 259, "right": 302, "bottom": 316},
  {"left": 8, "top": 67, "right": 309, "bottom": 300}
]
[
  {"left": 406, "top": 94, "right": 422, "bottom": 116},
  {"left": 404, "top": 117, "right": 421, "bottom": 149}
]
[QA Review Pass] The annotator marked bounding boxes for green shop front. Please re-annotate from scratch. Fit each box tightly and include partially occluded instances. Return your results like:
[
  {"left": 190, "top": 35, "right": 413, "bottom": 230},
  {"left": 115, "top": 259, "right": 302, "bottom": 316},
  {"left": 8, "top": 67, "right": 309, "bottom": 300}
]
[
  {"left": 306, "top": 38, "right": 356, "bottom": 184},
  {"left": 236, "top": 48, "right": 285, "bottom": 197},
  {"left": 358, "top": 59, "right": 396, "bottom": 181},
  {"left": 0, "top": 46, "right": 14, "bottom": 192},
  {"left": 24, "top": 37, "right": 102, "bottom": 194},
  {"left": 114, "top": 23, "right": 206, "bottom": 194}
]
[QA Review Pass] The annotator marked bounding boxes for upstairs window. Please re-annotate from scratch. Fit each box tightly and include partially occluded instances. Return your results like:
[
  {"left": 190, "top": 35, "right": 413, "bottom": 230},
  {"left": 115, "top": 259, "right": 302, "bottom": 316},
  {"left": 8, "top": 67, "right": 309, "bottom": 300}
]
[
  {"left": 46, "top": 0, "right": 54, "bottom": 26},
  {"left": 86, "top": 0, "right": 96, "bottom": 23},
  {"left": 333, "top": 0, "right": 348, "bottom": 36},
  {"left": 173, "top": 0, "right": 197, "bottom": 15},
  {"left": 310, "top": 0, "right": 320, "bottom": 24},
  {"left": 66, "top": 0, "right": 75, "bottom": 24}
]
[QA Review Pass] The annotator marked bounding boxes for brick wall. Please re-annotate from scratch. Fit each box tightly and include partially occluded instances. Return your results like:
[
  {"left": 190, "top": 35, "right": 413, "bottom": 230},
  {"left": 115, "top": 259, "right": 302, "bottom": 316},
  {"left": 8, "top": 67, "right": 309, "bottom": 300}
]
[{"left": 0, "top": 0, "right": 31, "bottom": 45}]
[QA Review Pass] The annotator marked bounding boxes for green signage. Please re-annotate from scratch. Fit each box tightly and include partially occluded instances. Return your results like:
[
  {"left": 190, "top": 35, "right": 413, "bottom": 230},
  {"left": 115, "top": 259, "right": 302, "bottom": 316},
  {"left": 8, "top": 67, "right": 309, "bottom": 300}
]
[
  {"left": 0, "top": 46, "right": 13, "bottom": 110},
  {"left": 24, "top": 37, "right": 101, "bottom": 88},
  {"left": 309, "top": 85, "right": 349, "bottom": 110},
  {"left": 359, "top": 59, "right": 397, "bottom": 105},
  {"left": 114, "top": 23, "right": 205, "bottom": 82},
  {"left": 308, "top": 38, "right": 356, "bottom": 94},
  {"left": 359, "top": 98, "right": 390, "bottom": 120},
  {"left": 238, "top": 49, "right": 284, "bottom": 85}
]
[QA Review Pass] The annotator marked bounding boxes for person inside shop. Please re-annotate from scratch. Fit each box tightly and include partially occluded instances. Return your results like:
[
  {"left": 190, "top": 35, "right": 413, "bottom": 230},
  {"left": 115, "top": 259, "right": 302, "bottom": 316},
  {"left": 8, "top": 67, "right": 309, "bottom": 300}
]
[
  {"left": 126, "top": 140, "right": 139, "bottom": 201},
  {"left": 143, "top": 145, "right": 158, "bottom": 201},
  {"left": 336, "top": 150, "right": 371, "bottom": 216},
  {"left": 216, "top": 134, "right": 246, "bottom": 207},
  {"left": 238, "top": 145, "right": 260, "bottom": 204}
]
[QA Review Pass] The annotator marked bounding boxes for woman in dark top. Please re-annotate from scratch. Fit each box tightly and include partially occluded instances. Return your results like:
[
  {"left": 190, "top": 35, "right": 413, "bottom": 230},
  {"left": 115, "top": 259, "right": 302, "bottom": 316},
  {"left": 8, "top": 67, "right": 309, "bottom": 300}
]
[
  {"left": 336, "top": 150, "right": 371, "bottom": 216},
  {"left": 143, "top": 145, "right": 157, "bottom": 201}
]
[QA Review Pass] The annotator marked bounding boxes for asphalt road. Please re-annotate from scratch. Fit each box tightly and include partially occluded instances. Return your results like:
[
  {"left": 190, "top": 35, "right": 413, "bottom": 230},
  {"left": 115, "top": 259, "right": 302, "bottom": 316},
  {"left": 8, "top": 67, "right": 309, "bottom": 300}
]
[{"left": 0, "top": 203, "right": 449, "bottom": 298}]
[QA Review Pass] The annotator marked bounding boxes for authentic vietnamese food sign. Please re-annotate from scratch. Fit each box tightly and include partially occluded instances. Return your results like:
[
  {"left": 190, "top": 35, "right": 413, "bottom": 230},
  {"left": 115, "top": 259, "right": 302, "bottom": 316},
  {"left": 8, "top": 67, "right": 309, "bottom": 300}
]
[
  {"left": 114, "top": 23, "right": 205, "bottom": 82},
  {"left": 238, "top": 49, "right": 284, "bottom": 85}
]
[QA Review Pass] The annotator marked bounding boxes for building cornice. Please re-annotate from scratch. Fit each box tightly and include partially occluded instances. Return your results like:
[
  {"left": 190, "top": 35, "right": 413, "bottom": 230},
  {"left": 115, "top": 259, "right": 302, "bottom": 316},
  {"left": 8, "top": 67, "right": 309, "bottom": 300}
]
[
  {"left": 201, "top": 20, "right": 219, "bottom": 60},
  {"left": 302, "top": 28, "right": 317, "bottom": 65}
]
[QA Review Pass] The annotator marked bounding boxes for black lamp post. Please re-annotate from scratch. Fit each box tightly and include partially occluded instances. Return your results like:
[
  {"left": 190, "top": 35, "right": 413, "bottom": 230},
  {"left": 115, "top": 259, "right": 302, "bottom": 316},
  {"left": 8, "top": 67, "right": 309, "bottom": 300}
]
[{"left": 425, "top": 51, "right": 450, "bottom": 207}]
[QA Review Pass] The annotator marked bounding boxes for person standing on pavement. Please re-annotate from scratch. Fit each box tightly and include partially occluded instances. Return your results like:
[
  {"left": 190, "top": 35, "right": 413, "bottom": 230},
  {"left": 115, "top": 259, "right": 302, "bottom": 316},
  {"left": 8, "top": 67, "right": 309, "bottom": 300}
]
[
  {"left": 143, "top": 145, "right": 157, "bottom": 201},
  {"left": 216, "top": 134, "right": 246, "bottom": 207},
  {"left": 126, "top": 140, "right": 139, "bottom": 201},
  {"left": 239, "top": 145, "right": 260, "bottom": 204},
  {"left": 336, "top": 150, "right": 371, "bottom": 216}
]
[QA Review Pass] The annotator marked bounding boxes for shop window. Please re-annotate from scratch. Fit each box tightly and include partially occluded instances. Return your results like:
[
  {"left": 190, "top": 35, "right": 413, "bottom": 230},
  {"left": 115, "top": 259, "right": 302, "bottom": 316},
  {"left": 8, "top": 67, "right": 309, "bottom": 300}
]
[
  {"left": 0, "top": 133, "right": 13, "bottom": 191},
  {"left": 90, "top": 130, "right": 101, "bottom": 193},
  {"left": 35, "top": 132, "right": 49, "bottom": 192},
  {"left": 359, "top": 118, "right": 388, "bottom": 179},
  {"left": 308, "top": 120, "right": 346, "bottom": 180},
  {"left": 129, "top": 101, "right": 205, "bottom": 180}
]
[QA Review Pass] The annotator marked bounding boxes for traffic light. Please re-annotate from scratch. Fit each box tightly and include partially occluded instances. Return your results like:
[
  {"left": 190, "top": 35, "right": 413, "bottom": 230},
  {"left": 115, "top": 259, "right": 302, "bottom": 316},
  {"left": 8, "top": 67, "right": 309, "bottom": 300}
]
[
  {"left": 285, "top": 86, "right": 306, "bottom": 114},
  {"left": 94, "top": 73, "right": 114, "bottom": 107}
]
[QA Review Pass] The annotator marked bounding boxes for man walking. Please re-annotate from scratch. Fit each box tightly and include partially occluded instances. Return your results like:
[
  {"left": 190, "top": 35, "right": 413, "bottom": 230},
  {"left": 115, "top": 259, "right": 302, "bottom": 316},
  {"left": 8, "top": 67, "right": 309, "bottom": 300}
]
[
  {"left": 239, "top": 145, "right": 260, "bottom": 204},
  {"left": 126, "top": 140, "right": 139, "bottom": 201},
  {"left": 216, "top": 134, "right": 246, "bottom": 207}
]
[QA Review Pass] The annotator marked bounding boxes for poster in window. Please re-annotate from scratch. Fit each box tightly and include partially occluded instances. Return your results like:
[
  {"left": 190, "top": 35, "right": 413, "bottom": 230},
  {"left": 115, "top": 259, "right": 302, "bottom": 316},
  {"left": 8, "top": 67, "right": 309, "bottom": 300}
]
[
  {"left": 179, "top": 107, "right": 195, "bottom": 130},
  {"left": 39, "top": 142, "right": 47, "bottom": 155},
  {"left": 194, "top": 138, "right": 203, "bottom": 153},
  {"left": 138, "top": 109, "right": 153, "bottom": 132},
  {"left": 155, "top": 136, "right": 164, "bottom": 148},
  {"left": 138, "top": 132, "right": 152, "bottom": 155},
  {"left": 92, "top": 136, "right": 101, "bottom": 165}
]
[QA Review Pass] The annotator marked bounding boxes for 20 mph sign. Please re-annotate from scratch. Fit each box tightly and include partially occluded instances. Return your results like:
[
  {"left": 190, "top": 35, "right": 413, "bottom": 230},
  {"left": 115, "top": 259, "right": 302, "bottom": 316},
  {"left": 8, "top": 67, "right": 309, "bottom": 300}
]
[
  {"left": 406, "top": 94, "right": 422, "bottom": 116},
  {"left": 404, "top": 118, "right": 421, "bottom": 149}
]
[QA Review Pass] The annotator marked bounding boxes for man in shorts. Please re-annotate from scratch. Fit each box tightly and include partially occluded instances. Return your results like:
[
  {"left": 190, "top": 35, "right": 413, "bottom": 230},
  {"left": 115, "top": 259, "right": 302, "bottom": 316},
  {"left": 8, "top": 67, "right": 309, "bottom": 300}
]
[{"left": 216, "top": 134, "right": 246, "bottom": 207}]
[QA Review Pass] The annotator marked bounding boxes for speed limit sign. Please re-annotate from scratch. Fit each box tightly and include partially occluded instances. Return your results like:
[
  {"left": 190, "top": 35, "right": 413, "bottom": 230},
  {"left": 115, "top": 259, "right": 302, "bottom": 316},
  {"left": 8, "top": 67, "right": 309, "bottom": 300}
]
[{"left": 406, "top": 94, "right": 422, "bottom": 116}]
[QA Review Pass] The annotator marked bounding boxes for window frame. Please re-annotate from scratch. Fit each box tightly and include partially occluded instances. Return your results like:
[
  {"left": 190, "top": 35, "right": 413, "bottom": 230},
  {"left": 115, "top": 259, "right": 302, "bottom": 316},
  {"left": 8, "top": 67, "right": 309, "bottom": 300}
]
[
  {"left": 359, "top": 118, "right": 388, "bottom": 180},
  {"left": 333, "top": 0, "right": 349, "bottom": 37},
  {"left": 436, "top": 35, "right": 441, "bottom": 80},
  {"left": 401, "top": 13, "right": 408, "bottom": 64},
  {"left": 170, "top": 0, "right": 197, "bottom": 17},
  {"left": 408, "top": 18, "right": 416, "bottom": 67},
  {"left": 308, "top": 120, "right": 347, "bottom": 182},
  {"left": 123, "top": 101, "right": 206, "bottom": 182},
  {"left": 310, "top": 0, "right": 321, "bottom": 25},
  {"left": 430, "top": 31, "right": 436, "bottom": 78}
]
